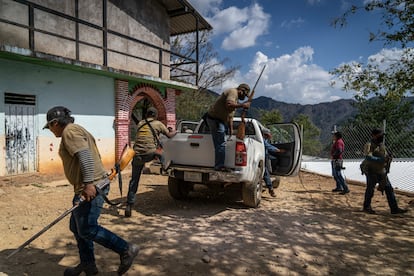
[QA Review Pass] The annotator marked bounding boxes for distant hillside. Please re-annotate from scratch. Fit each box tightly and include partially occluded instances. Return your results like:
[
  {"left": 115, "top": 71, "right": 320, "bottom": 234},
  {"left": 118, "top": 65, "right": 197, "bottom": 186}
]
[{"left": 249, "top": 96, "right": 358, "bottom": 143}]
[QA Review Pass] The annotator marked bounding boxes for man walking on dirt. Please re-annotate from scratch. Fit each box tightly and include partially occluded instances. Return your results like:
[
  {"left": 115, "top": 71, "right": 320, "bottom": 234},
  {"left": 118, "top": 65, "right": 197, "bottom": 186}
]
[
  {"left": 330, "top": 131, "right": 350, "bottom": 195},
  {"left": 44, "top": 106, "right": 139, "bottom": 275},
  {"left": 361, "top": 128, "right": 407, "bottom": 215},
  {"left": 204, "top": 83, "right": 251, "bottom": 171},
  {"left": 125, "top": 107, "right": 177, "bottom": 217}
]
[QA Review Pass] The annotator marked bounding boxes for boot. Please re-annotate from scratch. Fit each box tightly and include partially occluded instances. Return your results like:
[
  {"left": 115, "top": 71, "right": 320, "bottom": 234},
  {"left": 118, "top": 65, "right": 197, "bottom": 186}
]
[
  {"left": 125, "top": 204, "right": 132, "bottom": 217},
  {"left": 118, "top": 244, "right": 139, "bottom": 275},
  {"left": 268, "top": 188, "right": 276, "bottom": 197},
  {"left": 64, "top": 263, "right": 98, "bottom": 276}
]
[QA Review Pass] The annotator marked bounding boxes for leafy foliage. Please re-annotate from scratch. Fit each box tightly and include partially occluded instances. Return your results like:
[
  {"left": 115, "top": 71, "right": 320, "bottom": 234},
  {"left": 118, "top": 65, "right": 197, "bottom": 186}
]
[
  {"left": 331, "top": 0, "right": 414, "bottom": 100},
  {"left": 292, "top": 114, "right": 322, "bottom": 156}
]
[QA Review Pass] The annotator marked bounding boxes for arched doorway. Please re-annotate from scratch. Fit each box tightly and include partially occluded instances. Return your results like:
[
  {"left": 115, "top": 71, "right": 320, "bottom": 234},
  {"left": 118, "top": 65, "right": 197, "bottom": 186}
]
[{"left": 114, "top": 80, "right": 173, "bottom": 160}]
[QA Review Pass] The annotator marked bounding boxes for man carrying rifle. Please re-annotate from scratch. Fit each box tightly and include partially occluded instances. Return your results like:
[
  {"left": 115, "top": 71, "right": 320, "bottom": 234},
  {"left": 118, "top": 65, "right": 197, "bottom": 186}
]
[
  {"left": 361, "top": 128, "right": 407, "bottom": 215},
  {"left": 44, "top": 106, "right": 139, "bottom": 275},
  {"left": 204, "top": 84, "right": 251, "bottom": 171}
]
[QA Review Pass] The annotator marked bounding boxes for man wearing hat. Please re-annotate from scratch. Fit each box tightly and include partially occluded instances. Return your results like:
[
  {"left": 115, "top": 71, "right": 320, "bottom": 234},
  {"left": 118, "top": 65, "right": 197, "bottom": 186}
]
[
  {"left": 204, "top": 83, "right": 251, "bottom": 171},
  {"left": 262, "top": 128, "right": 285, "bottom": 197},
  {"left": 43, "top": 106, "right": 139, "bottom": 275},
  {"left": 362, "top": 128, "right": 407, "bottom": 214},
  {"left": 125, "top": 106, "right": 177, "bottom": 217}
]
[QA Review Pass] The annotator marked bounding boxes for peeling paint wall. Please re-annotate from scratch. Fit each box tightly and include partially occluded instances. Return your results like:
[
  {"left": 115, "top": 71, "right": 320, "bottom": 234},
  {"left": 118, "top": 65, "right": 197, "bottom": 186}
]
[{"left": 0, "top": 58, "right": 116, "bottom": 176}]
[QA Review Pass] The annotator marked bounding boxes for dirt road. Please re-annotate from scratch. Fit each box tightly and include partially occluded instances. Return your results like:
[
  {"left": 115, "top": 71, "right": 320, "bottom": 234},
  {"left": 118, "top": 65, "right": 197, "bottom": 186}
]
[{"left": 0, "top": 171, "right": 413, "bottom": 275}]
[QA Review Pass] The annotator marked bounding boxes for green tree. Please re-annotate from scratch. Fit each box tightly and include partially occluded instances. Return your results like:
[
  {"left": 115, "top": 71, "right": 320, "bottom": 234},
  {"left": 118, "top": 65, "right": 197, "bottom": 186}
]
[
  {"left": 175, "top": 90, "right": 215, "bottom": 121},
  {"left": 293, "top": 114, "right": 322, "bottom": 156},
  {"left": 259, "top": 109, "right": 283, "bottom": 125},
  {"left": 331, "top": 0, "right": 414, "bottom": 100}
]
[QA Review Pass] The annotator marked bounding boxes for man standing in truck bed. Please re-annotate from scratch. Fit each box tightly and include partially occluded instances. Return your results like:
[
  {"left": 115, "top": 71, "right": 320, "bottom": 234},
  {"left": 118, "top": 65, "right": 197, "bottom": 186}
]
[{"left": 204, "top": 84, "right": 251, "bottom": 171}]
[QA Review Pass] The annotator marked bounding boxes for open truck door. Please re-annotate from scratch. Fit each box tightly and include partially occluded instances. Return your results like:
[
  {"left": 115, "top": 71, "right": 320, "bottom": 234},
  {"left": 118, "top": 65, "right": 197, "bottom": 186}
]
[{"left": 266, "top": 123, "right": 303, "bottom": 177}]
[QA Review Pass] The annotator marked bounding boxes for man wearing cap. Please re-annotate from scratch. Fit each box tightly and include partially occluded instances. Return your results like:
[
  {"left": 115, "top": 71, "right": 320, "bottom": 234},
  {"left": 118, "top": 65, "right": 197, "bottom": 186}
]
[
  {"left": 43, "top": 106, "right": 139, "bottom": 275},
  {"left": 262, "top": 128, "right": 285, "bottom": 197},
  {"left": 330, "top": 131, "right": 350, "bottom": 195},
  {"left": 125, "top": 107, "right": 177, "bottom": 217},
  {"left": 204, "top": 83, "right": 251, "bottom": 171},
  {"left": 362, "top": 128, "right": 407, "bottom": 215}
]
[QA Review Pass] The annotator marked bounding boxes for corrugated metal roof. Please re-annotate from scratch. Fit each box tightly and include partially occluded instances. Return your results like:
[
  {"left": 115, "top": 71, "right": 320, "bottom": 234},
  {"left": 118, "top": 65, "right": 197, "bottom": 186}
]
[{"left": 160, "top": 0, "right": 212, "bottom": 36}]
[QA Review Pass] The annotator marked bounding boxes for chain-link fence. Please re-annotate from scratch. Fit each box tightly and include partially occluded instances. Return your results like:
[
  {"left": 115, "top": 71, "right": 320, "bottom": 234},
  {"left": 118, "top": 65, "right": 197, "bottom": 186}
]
[
  {"left": 303, "top": 119, "right": 414, "bottom": 193},
  {"left": 334, "top": 120, "right": 414, "bottom": 159}
]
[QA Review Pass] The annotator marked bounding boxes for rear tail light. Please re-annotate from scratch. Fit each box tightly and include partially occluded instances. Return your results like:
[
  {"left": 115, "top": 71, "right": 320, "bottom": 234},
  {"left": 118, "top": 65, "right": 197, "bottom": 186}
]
[{"left": 235, "top": 141, "right": 247, "bottom": 166}]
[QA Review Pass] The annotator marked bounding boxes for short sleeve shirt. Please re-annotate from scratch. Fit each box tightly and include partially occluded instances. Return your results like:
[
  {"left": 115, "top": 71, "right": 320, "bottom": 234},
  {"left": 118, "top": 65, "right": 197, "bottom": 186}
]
[
  {"left": 59, "top": 124, "right": 107, "bottom": 194},
  {"left": 207, "top": 88, "right": 238, "bottom": 123},
  {"left": 133, "top": 119, "right": 169, "bottom": 155}
]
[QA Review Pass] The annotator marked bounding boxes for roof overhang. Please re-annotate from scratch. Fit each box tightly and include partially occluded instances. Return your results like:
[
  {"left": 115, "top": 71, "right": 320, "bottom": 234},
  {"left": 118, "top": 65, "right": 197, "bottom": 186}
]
[{"left": 160, "top": 0, "right": 212, "bottom": 36}]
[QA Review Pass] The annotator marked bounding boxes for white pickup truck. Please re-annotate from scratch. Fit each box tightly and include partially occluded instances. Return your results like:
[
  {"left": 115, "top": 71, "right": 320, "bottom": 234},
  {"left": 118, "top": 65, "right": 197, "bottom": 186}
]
[{"left": 162, "top": 117, "right": 302, "bottom": 207}]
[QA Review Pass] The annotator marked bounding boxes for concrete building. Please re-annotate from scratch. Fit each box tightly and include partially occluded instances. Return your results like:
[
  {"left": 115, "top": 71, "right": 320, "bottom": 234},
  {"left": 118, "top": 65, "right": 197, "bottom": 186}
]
[{"left": 0, "top": 0, "right": 211, "bottom": 177}]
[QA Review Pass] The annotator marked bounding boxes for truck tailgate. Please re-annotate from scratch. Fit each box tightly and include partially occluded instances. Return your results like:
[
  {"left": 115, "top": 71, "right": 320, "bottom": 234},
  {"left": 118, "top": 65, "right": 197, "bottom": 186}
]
[{"left": 163, "top": 133, "right": 237, "bottom": 168}]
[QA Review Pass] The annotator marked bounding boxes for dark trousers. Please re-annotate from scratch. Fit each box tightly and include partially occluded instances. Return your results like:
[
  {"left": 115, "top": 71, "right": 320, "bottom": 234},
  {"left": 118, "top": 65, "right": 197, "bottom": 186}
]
[{"left": 363, "top": 173, "right": 399, "bottom": 212}]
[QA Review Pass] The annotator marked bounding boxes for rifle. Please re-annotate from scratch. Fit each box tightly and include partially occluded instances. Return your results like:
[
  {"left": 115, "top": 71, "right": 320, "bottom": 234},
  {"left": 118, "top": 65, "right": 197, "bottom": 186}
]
[
  {"left": 236, "top": 65, "right": 266, "bottom": 140},
  {"left": 6, "top": 145, "right": 135, "bottom": 259}
]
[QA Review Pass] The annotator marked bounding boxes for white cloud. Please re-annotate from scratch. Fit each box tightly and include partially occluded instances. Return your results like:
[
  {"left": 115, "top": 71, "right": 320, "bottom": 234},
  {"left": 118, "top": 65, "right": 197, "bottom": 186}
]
[
  {"left": 189, "top": 0, "right": 223, "bottom": 16},
  {"left": 202, "top": 3, "right": 270, "bottom": 50},
  {"left": 221, "top": 47, "right": 350, "bottom": 104},
  {"left": 280, "top": 17, "right": 305, "bottom": 29}
]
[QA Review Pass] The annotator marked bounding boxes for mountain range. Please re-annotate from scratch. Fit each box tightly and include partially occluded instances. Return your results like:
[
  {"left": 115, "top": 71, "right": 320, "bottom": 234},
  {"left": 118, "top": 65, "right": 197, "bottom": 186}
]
[{"left": 250, "top": 96, "right": 358, "bottom": 143}]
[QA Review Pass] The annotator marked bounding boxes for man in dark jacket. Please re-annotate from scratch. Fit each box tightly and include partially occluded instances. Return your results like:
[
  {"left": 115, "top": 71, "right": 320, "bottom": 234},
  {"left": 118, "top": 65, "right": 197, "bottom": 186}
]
[{"left": 362, "top": 128, "right": 407, "bottom": 214}]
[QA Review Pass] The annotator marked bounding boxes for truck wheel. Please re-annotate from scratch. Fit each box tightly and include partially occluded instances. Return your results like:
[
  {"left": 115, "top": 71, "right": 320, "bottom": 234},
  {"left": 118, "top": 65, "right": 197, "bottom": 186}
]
[
  {"left": 168, "top": 177, "right": 191, "bottom": 200},
  {"left": 242, "top": 168, "right": 262, "bottom": 208}
]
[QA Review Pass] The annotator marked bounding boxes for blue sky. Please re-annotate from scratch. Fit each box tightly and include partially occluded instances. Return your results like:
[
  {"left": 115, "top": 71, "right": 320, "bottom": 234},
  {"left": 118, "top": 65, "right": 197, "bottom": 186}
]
[{"left": 189, "top": 0, "right": 401, "bottom": 104}]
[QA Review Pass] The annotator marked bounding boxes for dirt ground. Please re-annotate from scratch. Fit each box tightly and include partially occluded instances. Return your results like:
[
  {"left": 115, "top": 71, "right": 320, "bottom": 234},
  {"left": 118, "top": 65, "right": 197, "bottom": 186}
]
[{"left": 0, "top": 169, "right": 413, "bottom": 276}]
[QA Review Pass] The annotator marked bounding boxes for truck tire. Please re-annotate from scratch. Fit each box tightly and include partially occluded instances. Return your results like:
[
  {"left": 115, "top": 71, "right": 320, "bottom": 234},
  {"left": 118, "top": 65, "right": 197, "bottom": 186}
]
[
  {"left": 242, "top": 167, "right": 262, "bottom": 208},
  {"left": 168, "top": 177, "right": 191, "bottom": 200}
]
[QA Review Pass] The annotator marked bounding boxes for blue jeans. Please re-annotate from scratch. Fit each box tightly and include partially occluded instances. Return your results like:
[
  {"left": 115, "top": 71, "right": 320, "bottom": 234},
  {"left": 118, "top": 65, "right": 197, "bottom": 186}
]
[
  {"left": 331, "top": 160, "right": 349, "bottom": 191},
  {"left": 205, "top": 117, "right": 227, "bottom": 170},
  {"left": 127, "top": 153, "right": 155, "bottom": 205},
  {"left": 363, "top": 173, "right": 399, "bottom": 211},
  {"left": 70, "top": 186, "right": 128, "bottom": 265},
  {"left": 263, "top": 167, "right": 272, "bottom": 189}
]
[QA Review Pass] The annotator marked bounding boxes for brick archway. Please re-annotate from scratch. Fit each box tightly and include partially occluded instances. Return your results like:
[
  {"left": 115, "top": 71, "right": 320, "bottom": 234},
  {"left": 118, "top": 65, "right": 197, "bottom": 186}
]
[
  {"left": 114, "top": 80, "right": 175, "bottom": 160},
  {"left": 129, "top": 84, "right": 167, "bottom": 124}
]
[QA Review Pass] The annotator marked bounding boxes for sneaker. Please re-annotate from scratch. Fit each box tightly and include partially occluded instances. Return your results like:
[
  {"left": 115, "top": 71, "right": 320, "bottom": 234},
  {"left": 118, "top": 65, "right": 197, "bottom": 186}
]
[
  {"left": 64, "top": 263, "right": 98, "bottom": 276},
  {"left": 269, "top": 188, "right": 276, "bottom": 197},
  {"left": 362, "top": 208, "right": 376, "bottom": 214},
  {"left": 118, "top": 244, "right": 139, "bottom": 275},
  {"left": 391, "top": 208, "right": 408, "bottom": 214},
  {"left": 125, "top": 204, "right": 132, "bottom": 218},
  {"left": 332, "top": 188, "right": 343, "bottom": 192},
  {"left": 340, "top": 190, "right": 350, "bottom": 195}
]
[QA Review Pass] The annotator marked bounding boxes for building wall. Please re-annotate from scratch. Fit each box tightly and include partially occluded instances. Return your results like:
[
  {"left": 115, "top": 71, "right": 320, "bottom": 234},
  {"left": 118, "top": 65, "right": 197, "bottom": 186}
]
[
  {"left": 0, "top": 0, "right": 171, "bottom": 79},
  {"left": 0, "top": 58, "right": 116, "bottom": 176}
]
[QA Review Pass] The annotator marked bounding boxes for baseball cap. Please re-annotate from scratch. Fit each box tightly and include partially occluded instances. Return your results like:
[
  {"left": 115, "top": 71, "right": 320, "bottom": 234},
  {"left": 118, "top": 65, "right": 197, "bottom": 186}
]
[
  {"left": 262, "top": 128, "right": 271, "bottom": 136},
  {"left": 146, "top": 107, "right": 158, "bottom": 118},
  {"left": 237, "top": 83, "right": 250, "bottom": 96},
  {"left": 43, "top": 106, "right": 71, "bottom": 129}
]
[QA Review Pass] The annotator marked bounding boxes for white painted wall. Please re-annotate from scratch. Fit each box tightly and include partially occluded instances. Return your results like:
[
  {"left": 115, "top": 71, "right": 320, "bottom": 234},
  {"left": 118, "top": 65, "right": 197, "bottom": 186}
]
[
  {"left": 0, "top": 58, "right": 116, "bottom": 176},
  {"left": 301, "top": 156, "right": 414, "bottom": 194}
]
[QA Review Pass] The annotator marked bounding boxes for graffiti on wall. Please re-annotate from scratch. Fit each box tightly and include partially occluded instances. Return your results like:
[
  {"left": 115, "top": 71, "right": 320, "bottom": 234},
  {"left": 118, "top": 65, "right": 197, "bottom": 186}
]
[{"left": 5, "top": 103, "right": 37, "bottom": 175}]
